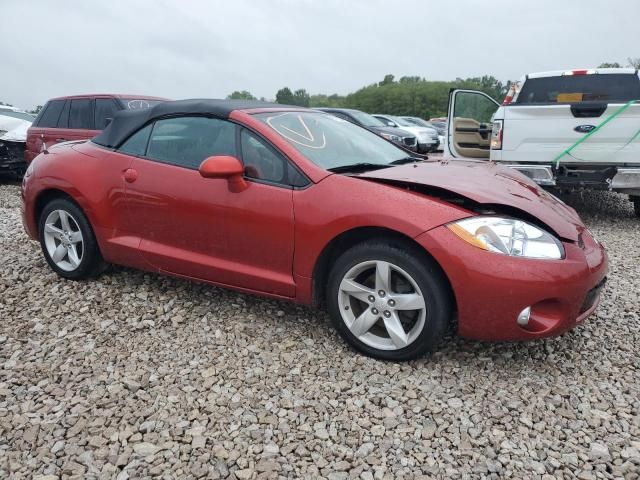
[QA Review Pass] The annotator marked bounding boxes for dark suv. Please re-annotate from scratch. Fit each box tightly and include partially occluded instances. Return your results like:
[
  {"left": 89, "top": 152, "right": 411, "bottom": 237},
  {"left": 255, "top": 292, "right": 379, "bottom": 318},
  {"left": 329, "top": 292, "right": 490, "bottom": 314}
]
[
  {"left": 25, "top": 94, "right": 167, "bottom": 162},
  {"left": 316, "top": 108, "right": 418, "bottom": 152}
]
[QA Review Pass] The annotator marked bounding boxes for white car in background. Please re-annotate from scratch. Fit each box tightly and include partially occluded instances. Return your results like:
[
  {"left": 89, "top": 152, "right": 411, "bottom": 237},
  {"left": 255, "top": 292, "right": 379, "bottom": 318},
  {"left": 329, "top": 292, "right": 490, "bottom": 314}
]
[
  {"left": 373, "top": 114, "right": 439, "bottom": 153},
  {"left": 445, "top": 68, "right": 640, "bottom": 216},
  {"left": 0, "top": 107, "right": 34, "bottom": 178}
]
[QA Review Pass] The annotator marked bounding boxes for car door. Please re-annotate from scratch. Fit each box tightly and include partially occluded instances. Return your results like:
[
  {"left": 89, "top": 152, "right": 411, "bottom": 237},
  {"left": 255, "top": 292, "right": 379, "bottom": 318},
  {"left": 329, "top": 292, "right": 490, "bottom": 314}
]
[
  {"left": 28, "top": 99, "right": 66, "bottom": 154},
  {"left": 123, "top": 116, "right": 297, "bottom": 297},
  {"left": 47, "top": 98, "right": 100, "bottom": 145},
  {"left": 445, "top": 89, "right": 500, "bottom": 159}
]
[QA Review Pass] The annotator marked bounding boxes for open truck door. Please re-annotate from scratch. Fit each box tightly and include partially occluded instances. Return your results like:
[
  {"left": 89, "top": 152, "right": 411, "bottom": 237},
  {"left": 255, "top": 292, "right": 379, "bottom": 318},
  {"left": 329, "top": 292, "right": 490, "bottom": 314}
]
[{"left": 445, "top": 89, "right": 500, "bottom": 160}]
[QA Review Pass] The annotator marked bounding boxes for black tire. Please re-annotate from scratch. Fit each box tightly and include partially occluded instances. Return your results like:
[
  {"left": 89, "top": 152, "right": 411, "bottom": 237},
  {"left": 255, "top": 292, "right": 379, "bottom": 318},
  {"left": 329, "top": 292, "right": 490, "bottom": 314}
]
[
  {"left": 38, "top": 198, "right": 105, "bottom": 280},
  {"left": 326, "top": 241, "right": 452, "bottom": 361}
]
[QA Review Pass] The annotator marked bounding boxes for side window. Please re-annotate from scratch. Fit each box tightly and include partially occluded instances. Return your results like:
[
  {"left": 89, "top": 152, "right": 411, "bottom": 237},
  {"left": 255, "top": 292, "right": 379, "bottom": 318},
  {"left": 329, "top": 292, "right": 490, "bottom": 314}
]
[
  {"left": 240, "top": 129, "right": 288, "bottom": 184},
  {"left": 57, "top": 100, "right": 70, "bottom": 128},
  {"left": 453, "top": 92, "right": 498, "bottom": 124},
  {"left": 37, "top": 100, "right": 65, "bottom": 128},
  {"left": 94, "top": 99, "right": 120, "bottom": 130},
  {"left": 69, "top": 99, "right": 94, "bottom": 129},
  {"left": 146, "top": 116, "right": 237, "bottom": 169},
  {"left": 118, "top": 124, "right": 153, "bottom": 156}
]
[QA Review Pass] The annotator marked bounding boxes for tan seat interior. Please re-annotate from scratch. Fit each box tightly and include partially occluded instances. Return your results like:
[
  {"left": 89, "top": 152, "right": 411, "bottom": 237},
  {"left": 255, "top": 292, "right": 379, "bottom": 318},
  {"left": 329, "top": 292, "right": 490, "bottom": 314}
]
[{"left": 452, "top": 117, "right": 491, "bottom": 159}]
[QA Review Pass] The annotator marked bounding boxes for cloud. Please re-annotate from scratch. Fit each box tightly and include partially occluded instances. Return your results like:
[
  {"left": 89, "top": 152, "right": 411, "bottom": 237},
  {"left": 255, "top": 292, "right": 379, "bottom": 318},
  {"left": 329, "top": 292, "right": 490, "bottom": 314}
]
[{"left": 1, "top": 0, "right": 637, "bottom": 109}]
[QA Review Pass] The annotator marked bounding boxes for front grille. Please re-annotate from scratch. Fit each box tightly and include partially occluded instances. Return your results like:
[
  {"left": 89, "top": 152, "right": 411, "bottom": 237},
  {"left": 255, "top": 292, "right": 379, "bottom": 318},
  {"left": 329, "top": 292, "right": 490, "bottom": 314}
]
[
  {"left": 580, "top": 277, "right": 606, "bottom": 314},
  {"left": 403, "top": 137, "right": 417, "bottom": 146}
]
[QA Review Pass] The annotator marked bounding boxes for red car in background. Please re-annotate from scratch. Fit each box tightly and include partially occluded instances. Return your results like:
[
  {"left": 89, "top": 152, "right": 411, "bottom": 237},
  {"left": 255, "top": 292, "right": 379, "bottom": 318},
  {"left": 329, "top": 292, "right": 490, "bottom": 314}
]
[
  {"left": 21, "top": 100, "right": 607, "bottom": 360},
  {"left": 25, "top": 94, "right": 167, "bottom": 162}
]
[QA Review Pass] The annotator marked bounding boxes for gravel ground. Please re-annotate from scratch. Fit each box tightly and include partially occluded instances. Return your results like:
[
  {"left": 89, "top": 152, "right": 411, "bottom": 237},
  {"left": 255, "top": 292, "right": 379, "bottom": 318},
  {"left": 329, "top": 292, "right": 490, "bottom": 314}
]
[{"left": 0, "top": 183, "right": 638, "bottom": 479}]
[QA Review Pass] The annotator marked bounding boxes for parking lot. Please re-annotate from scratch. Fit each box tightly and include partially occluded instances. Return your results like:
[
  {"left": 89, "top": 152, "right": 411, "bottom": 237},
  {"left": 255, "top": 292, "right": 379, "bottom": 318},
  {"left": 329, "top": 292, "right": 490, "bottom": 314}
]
[{"left": 1, "top": 182, "right": 639, "bottom": 478}]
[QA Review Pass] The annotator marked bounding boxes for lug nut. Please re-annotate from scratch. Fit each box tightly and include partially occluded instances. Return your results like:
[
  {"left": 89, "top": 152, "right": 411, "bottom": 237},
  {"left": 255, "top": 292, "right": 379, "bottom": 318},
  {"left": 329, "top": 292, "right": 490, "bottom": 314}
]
[
  {"left": 383, "top": 311, "right": 391, "bottom": 318},
  {"left": 368, "top": 295, "right": 375, "bottom": 303},
  {"left": 378, "top": 290, "right": 386, "bottom": 297},
  {"left": 388, "top": 299, "right": 396, "bottom": 307},
  {"left": 371, "top": 308, "right": 379, "bottom": 315}
]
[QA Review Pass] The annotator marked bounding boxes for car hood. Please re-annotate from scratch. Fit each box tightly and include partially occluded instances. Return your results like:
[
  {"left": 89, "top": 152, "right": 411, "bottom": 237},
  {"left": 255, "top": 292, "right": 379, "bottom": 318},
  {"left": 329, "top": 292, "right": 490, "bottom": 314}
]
[
  {"left": 354, "top": 160, "right": 584, "bottom": 241},
  {"left": 0, "top": 116, "right": 32, "bottom": 142}
]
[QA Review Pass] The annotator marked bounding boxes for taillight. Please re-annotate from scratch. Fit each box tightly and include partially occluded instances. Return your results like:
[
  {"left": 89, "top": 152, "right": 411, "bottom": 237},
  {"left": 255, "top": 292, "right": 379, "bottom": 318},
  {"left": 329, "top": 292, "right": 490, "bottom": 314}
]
[
  {"left": 491, "top": 120, "right": 503, "bottom": 150},
  {"left": 563, "top": 69, "right": 595, "bottom": 76},
  {"left": 502, "top": 81, "right": 521, "bottom": 105}
]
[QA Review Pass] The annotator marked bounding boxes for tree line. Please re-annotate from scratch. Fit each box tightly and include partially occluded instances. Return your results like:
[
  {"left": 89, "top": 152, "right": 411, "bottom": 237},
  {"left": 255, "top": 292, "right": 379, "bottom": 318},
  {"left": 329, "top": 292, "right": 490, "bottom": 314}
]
[
  {"left": 3, "top": 58, "right": 638, "bottom": 116},
  {"left": 227, "top": 74, "right": 510, "bottom": 120},
  {"left": 227, "top": 57, "right": 640, "bottom": 120}
]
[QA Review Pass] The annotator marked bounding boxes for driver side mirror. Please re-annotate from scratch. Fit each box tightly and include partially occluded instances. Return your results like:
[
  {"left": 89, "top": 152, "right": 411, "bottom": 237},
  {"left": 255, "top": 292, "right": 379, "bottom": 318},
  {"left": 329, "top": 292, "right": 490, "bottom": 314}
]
[{"left": 199, "top": 155, "right": 248, "bottom": 192}]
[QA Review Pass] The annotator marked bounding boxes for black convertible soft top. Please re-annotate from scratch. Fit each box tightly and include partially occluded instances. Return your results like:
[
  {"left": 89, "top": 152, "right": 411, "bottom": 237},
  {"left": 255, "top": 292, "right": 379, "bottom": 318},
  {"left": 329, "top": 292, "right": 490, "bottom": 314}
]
[{"left": 92, "top": 99, "right": 298, "bottom": 148}]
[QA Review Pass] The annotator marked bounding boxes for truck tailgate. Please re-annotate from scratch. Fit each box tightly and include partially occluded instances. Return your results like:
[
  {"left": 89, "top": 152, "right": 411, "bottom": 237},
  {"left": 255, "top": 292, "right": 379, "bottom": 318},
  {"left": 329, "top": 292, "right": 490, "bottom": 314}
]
[{"left": 501, "top": 102, "right": 640, "bottom": 165}]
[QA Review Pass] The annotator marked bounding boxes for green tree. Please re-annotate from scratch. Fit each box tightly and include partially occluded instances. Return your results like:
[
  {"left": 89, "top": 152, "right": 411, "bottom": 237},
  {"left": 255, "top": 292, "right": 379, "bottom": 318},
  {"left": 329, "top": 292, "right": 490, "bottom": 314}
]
[
  {"left": 29, "top": 105, "right": 43, "bottom": 114},
  {"left": 310, "top": 93, "right": 346, "bottom": 108},
  {"left": 378, "top": 74, "right": 395, "bottom": 87},
  {"left": 275, "top": 87, "right": 295, "bottom": 105},
  {"left": 628, "top": 57, "right": 640, "bottom": 69},
  {"left": 292, "top": 89, "right": 310, "bottom": 107},
  {"left": 227, "top": 90, "right": 256, "bottom": 100}
]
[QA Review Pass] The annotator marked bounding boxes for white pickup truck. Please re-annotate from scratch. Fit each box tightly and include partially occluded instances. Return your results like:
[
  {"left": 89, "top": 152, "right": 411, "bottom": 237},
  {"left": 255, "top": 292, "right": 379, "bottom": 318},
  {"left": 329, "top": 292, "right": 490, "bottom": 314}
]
[{"left": 444, "top": 68, "right": 640, "bottom": 216}]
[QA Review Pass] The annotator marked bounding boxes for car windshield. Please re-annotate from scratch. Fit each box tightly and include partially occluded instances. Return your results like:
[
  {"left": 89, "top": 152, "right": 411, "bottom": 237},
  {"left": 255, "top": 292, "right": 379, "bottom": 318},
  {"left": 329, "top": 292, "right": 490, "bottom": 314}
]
[
  {"left": 122, "top": 99, "right": 164, "bottom": 110},
  {"left": 255, "top": 111, "right": 409, "bottom": 170},
  {"left": 0, "top": 110, "right": 35, "bottom": 122},
  {"left": 403, "top": 116, "right": 430, "bottom": 127},
  {"left": 390, "top": 116, "right": 414, "bottom": 127},
  {"left": 348, "top": 110, "right": 386, "bottom": 128}
]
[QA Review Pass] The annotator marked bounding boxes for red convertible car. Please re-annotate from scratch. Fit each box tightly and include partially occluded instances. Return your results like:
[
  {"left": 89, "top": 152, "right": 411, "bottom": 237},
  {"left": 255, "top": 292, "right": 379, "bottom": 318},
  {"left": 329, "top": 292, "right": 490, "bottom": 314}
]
[{"left": 21, "top": 100, "right": 607, "bottom": 360}]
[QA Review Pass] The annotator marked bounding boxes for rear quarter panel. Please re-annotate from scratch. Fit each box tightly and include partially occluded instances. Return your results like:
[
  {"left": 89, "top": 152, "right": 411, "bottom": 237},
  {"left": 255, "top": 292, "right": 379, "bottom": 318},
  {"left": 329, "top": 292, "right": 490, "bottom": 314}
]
[{"left": 25, "top": 142, "right": 136, "bottom": 264}]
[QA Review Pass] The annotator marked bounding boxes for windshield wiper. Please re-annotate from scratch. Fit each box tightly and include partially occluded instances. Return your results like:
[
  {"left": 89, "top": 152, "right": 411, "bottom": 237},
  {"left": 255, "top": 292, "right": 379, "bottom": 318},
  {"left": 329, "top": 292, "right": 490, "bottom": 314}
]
[
  {"left": 390, "top": 156, "right": 422, "bottom": 165},
  {"left": 328, "top": 163, "right": 393, "bottom": 173}
]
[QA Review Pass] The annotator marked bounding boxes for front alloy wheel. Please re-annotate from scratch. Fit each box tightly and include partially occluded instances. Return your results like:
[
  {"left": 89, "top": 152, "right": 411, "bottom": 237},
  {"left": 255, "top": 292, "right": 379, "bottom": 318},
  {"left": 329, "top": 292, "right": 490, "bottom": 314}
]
[
  {"left": 327, "top": 242, "right": 452, "bottom": 361},
  {"left": 338, "top": 260, "right": 426, "bottom": 351}
]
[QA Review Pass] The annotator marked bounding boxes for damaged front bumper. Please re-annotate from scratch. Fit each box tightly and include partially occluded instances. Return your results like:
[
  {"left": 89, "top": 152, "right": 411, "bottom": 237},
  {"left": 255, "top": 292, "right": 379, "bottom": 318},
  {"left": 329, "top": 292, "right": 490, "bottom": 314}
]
[{"left": 0, "top": 140, "right": 27, "bottom": 177}]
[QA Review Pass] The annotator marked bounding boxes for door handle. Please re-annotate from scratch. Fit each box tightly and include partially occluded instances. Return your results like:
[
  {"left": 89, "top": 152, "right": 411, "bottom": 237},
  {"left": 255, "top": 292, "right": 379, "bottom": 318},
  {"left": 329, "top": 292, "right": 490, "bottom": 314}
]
[{"left": 123, "top": 168, "right": 138, "bottom": 183}]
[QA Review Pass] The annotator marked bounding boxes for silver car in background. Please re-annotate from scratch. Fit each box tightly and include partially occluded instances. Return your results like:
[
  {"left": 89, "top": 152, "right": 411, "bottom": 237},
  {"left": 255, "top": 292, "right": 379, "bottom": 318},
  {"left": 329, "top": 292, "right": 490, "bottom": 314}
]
[{"left": 373, "top": 114, "right": 439, "bottom": 153}]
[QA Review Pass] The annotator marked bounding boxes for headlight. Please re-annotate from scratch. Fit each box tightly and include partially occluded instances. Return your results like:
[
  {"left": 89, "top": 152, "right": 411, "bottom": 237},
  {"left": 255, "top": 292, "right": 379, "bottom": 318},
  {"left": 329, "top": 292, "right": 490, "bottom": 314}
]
[
  {"left": 491, "top": 120, "right": 503, "bottom": 150},
  {"left": 380, "top": 133, "right": 401, "bottom": 142},
  {"left": 447, "top": 216, "right": 564, "bottom": 259}
]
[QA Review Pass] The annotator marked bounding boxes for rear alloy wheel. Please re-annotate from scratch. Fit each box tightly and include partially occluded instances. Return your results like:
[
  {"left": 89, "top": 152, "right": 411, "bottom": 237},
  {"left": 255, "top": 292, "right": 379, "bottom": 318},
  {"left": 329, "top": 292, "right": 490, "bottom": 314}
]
[
  {"left": 39, "top": 198, "right": 104, "bottom": 279},
  {"left": 327, "top": 242, "right": 452, "bottom": 360}
]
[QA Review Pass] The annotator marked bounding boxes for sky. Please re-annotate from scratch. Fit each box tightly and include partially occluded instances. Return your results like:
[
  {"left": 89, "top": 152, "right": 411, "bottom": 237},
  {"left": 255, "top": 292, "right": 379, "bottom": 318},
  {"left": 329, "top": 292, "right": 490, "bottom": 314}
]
[{"left": 2, "top": 0, "right": 638, "bottom": 110}]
